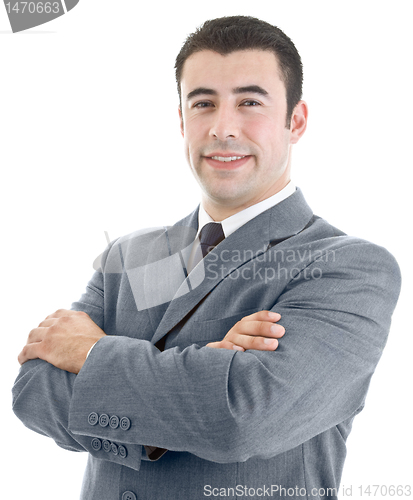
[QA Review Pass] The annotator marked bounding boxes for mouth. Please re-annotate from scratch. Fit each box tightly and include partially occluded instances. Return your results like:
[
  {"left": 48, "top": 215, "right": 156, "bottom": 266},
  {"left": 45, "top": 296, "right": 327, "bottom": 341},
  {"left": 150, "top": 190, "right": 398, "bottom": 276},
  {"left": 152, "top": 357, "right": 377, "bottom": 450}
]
[
  {"left": 209, "top": 155, "right": 247, "bottom": 162},
  {"left": 203, "top": 154, "right": 251, "bottom": 170}
]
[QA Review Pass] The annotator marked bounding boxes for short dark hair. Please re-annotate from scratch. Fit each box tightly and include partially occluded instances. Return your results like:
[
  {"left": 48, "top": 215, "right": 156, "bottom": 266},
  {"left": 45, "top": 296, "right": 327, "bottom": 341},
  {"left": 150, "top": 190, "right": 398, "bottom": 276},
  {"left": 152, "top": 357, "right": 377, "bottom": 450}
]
[{"left": 175, "top": 16, "right": 303, "bottom": 127}]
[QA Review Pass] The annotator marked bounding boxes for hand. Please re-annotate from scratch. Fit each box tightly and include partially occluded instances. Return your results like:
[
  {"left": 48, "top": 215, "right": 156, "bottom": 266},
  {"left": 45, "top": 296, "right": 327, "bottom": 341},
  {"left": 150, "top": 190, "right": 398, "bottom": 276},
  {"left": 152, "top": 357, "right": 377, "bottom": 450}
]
[
  {"left": 206, "top": 310, "right": 285, "bottom": 352},
  {"left": 18, "top": 309, "right": 106, "bottom": 374}
]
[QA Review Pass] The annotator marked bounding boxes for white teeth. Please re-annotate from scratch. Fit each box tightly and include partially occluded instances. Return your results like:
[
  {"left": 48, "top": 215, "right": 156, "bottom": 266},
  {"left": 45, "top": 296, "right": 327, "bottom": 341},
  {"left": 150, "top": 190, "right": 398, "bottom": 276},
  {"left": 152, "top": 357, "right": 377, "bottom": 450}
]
[{"left": 210, "top": 156, "right": 246, "bottom": 162}]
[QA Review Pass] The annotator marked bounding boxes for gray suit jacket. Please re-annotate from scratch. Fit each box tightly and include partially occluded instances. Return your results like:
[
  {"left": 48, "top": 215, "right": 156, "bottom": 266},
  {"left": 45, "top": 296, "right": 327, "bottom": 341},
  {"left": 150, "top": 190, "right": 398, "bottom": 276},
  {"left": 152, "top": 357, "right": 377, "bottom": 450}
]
[{"left": 12, "top": 188, "right": 401, "bottom": 500}]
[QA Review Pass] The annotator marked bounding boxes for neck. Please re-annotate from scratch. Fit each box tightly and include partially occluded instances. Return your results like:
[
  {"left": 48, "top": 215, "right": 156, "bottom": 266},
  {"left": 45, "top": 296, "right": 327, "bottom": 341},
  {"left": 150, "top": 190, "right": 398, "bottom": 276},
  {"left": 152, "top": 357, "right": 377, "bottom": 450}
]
[{"left": 203, "top": 175, "right": 291, "bottom": 222}]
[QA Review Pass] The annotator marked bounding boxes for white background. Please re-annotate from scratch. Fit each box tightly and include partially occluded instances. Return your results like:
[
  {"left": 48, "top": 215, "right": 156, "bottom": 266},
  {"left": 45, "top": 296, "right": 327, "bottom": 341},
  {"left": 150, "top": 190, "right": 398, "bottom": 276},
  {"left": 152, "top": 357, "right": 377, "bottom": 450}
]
[{"left": 1, "top": 1, "right": 411, "bottom": 498}]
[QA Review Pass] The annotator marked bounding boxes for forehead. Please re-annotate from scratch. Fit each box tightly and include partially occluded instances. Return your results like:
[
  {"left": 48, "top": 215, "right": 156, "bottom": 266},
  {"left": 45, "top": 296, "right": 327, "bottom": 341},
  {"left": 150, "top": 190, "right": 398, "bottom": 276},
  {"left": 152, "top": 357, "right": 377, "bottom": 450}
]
[{"left": 181, "top": 49, "right": 285, "bottom": 98}]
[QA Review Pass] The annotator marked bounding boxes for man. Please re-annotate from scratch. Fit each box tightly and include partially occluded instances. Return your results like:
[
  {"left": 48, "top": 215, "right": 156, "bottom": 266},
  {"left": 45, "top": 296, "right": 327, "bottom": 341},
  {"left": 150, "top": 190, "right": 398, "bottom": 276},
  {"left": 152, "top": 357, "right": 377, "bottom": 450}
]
[{"left": 13, "top": 16, "right": 400, "bottom": 500}]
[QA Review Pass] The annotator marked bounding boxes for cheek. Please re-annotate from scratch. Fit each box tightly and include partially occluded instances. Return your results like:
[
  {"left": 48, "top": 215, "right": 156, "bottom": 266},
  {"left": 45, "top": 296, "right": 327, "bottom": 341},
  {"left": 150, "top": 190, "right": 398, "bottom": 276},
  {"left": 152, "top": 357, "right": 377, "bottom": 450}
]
[
  {"left": 242, "top": 115, "right": 280, "bottom": 144},
  {"left": 185, "top": 126, "right": 211, "bottom": 166},
  {"left": 243, "top": 118, "right": 290, "bottom": 168},
  {"left": 183, "top": 116, "right": 204, "bottom": 145},
  {"left": 182, "top": 130, "right": 201, "bottom": 168}
]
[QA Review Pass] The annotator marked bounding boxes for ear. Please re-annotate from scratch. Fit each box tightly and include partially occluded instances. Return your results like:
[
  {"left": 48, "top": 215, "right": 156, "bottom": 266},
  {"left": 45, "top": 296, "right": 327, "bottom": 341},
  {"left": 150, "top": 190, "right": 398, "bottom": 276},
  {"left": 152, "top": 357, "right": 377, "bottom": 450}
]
[
  {"left": 289, "top": 100, "right": 308, "bottom": 145},
  {"left": 178, "top": 106, "right": 184, "bottom": 137}
]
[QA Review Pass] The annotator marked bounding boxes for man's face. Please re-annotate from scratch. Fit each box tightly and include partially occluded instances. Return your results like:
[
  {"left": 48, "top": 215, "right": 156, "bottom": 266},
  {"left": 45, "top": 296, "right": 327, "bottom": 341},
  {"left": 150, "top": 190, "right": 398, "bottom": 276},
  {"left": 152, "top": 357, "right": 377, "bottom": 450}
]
[{"left": 179, "top": 49, "right": 307, "bottom": 217}]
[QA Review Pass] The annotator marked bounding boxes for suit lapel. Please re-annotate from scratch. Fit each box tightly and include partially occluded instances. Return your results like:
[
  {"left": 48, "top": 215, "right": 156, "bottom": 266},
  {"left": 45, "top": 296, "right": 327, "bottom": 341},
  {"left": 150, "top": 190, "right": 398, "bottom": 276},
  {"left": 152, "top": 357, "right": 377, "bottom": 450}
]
[
  {"left": 151, "top": 188, "right": 313, "bottom": 346},
  {"left": 143, "top": 208, "right": 199, "bottom": 334}
]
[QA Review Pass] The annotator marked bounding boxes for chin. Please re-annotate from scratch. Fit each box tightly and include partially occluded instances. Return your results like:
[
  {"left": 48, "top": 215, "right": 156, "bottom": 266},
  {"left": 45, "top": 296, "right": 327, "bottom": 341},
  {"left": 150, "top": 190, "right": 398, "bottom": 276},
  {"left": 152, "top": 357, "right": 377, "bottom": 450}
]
[{"left": 205, "top": 186, "right": 253, "bottom": 206}]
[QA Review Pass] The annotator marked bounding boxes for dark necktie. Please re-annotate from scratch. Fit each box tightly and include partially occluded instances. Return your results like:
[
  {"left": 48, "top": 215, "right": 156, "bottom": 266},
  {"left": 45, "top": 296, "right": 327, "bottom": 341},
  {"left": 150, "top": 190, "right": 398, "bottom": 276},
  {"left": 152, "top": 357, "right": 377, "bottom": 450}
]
[{"left": 199, "top": 222, "right": 225, "bottom": 258}]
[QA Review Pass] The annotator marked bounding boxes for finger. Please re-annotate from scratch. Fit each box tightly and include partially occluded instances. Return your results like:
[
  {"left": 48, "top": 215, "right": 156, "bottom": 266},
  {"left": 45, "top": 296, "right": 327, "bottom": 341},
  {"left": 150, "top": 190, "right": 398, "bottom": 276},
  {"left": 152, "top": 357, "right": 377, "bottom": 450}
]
[
  {"left": 18, "top": 342, "right": 43, "bottom": 365},
  {"left": 240, "top": 310, "right": 281, "bottom": 323},
  {"left": 27, "top": 326, "right": 48, "bottom": 344},
  {"left": 223, "top": 319, "right": 285, "bottom": 351},
  {"left": 227, "top": 333, "right": 280, "bottom": 351},
  {"left": 38, "top": 318, "right": 55, "bottom": 328},
  {"left": 44, "top": 309, "right": 77, "bottom": 320},
  {"left": 235, "top": 320, "right": 285, "bottom": 338},
  {"left": 206, "top": 340, "right": 245, "bottom": 351}
]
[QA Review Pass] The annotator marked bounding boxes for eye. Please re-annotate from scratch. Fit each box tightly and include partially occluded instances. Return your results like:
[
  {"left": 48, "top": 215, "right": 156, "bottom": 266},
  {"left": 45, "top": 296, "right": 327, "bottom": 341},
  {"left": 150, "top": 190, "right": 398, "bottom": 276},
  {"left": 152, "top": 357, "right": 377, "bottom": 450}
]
[
  {"left": 193, "top": 101, "right": 214, "bottom": 109},
  {"left": 241, "top": 100, "right": 261, "bottom": 107}
]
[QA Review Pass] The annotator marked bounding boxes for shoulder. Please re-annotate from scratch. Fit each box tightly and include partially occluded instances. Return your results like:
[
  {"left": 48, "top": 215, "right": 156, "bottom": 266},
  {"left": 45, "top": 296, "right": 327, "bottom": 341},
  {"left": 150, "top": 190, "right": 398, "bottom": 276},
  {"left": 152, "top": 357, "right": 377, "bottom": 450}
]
[
  {"left": 275, "top": 216, "right": 401, "bottom": 339},
  {"left": 96, "top": 209, "right": 199, "bottom": 272},
  {"left": 310, "top": 215, "right": 399, "bottom": 267},
  {"left": 297, "top": 215, "right": 401, "bottom": 300},
  {"left": 92, "top": 227, "right": 165, "bottom": 273}
]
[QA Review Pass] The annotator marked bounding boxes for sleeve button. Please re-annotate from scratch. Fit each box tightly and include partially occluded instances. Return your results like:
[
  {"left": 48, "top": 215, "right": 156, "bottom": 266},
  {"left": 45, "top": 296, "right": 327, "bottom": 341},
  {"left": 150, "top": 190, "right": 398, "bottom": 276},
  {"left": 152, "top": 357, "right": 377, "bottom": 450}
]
[
  {"left": 99, "top": 413, "right": 109, "bottom": 427},
  {"left": 91, "top": 438, "right": 102, "bottom": 451},
  {"left": 102, "top": 440, "right": 111, "bottom": 453},
  {"left": 122, "top": 492, "right": 137, "bottom": 500},
  {"left": 109, "top": 415, "right": 120, "bottom": 429},
  {"left": 118, "top": 445, "right": 128, "bottom": 459},
  {"left": 88, "top": 412, "right": 99, "bottom": 426},
  {"left": 111, "top": 442, "right": 119, "bottom": 455},
  {"left": 120, "top": 416, "right": 131, "bottom": 431}
]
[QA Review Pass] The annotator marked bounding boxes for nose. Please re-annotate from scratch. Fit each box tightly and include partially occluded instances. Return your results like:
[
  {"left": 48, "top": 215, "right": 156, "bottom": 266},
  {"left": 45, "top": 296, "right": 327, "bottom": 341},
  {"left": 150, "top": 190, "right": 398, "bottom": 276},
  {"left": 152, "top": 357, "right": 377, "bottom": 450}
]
[{"left": 209, "top": 104, "right": 240, "bottom": 140}]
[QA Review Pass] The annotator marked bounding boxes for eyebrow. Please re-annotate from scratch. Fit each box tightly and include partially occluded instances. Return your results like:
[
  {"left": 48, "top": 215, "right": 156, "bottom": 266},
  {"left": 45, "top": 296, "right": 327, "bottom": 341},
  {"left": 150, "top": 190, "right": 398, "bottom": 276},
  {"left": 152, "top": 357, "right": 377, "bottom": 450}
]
[{"left": 186, "top": 85, "right": 269, "bottom": 101}]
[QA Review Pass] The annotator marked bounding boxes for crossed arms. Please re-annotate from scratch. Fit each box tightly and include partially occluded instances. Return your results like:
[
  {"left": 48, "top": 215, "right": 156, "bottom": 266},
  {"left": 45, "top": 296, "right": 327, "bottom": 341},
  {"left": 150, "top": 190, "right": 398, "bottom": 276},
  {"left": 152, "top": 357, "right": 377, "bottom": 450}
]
[
  {"left": 12, "top": 239, "right": 401, "bottom": 468},
  {"left": 17, "top": 309, "right": 286, "bottom": 374}
]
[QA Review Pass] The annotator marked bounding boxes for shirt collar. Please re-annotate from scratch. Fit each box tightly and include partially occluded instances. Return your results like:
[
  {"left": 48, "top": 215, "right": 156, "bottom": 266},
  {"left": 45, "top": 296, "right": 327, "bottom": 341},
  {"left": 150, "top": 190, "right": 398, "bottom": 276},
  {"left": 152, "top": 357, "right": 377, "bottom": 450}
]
[{"left": 197, "top": 181, "right": 296, "bottom": 238}]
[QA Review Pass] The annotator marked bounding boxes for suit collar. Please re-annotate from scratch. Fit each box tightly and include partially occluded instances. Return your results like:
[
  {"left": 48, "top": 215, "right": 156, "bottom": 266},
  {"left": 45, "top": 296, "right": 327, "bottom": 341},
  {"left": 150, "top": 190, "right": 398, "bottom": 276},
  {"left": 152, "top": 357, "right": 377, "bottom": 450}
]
[
  {"left": 174, "top": 206, "right": 199, "bottom": 232},
  {"left": 151, "top": 187, "right": 313, "bottom": 345},
  {"left": 197, "top": 181, "right": 297, "bottom": 239}
]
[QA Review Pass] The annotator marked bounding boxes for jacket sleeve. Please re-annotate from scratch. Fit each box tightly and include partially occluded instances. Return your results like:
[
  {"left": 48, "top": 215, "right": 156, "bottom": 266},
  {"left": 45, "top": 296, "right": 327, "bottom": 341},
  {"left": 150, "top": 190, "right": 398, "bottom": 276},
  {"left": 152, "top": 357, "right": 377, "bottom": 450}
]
[
  {"left": 67, "top": 240, "right": 401, "bottom": 463},
  {"left": 12, "top": 243, "right": 146, "bottom": 471}
]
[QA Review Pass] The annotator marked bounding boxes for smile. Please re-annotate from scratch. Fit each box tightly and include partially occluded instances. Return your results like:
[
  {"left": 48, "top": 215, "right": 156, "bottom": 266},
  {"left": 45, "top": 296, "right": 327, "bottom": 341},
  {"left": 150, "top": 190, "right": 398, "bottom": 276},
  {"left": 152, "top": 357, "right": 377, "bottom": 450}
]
[
  {"left": 209, "top": 156, "right": 246, "bottom": 162},
  {"left": 204, "top": 155, "right": 251, "bottom": 170}
]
